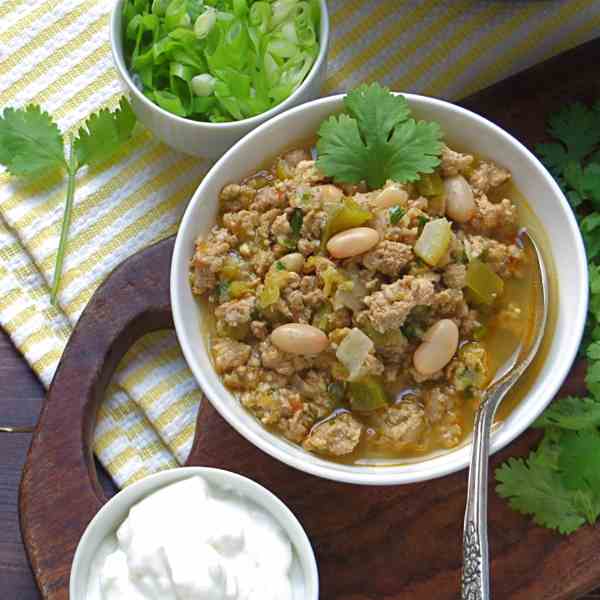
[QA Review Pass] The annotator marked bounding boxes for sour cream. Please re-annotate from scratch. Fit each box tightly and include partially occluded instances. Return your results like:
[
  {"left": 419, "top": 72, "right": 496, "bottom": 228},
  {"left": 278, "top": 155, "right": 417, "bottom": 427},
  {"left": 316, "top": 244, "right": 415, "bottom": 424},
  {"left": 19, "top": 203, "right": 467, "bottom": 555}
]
[{"left": 86, "top": 476, "right": 296, "bottom": 600}]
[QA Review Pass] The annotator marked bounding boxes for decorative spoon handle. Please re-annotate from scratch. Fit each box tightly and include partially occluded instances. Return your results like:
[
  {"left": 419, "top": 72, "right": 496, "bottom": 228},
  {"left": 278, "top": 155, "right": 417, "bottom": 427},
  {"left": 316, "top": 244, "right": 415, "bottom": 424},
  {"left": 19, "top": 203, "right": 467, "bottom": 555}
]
[
  {"left": 461, "top": 397, "right": 495, "bottom": 600},
  {"left": 461, "top": 368, "right": 528, "bottom": 599}
]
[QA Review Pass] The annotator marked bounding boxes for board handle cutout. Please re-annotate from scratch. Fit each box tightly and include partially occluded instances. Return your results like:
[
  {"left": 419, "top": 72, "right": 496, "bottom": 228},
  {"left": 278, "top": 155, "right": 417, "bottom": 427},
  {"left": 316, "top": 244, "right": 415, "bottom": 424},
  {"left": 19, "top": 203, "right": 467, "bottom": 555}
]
[{"left": 19, "top": 237, "right": 176, "bottom": 600}]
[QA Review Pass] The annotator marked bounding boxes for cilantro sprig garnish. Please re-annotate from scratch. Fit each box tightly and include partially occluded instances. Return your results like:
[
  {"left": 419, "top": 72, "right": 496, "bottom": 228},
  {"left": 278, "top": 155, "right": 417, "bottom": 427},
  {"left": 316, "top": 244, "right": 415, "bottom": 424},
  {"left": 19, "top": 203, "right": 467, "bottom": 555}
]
[
  {"left": 0, "top": 98, "right": 136, "bottom": 304},
  {"left": 316, "top": 83, "right": 443, "bottom": 190},
  {"left": 496, "top": 100, "right": 600, "bottom": 534}
]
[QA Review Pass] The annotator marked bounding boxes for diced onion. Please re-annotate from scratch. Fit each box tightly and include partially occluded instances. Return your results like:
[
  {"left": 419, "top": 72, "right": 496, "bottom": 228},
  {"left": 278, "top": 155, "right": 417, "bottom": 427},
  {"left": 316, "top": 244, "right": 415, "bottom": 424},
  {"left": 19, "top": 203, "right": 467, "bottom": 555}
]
[
  {"left": 336, "top": 328, "right": 374, "bottom": 381},
  {"left": 332, "top": 271, "right": 367, "bottom": 313}
]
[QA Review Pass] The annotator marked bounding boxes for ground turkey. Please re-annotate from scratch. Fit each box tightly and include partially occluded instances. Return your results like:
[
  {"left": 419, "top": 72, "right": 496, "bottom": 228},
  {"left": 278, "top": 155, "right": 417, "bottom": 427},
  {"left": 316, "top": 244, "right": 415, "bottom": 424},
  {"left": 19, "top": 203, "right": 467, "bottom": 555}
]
[
  {"left": 469, "top": 161, "right": 510, "bottom": 194},
  {"left": 303, "top": 412, "right": 363, "bottom": 456},
  {"left": 362, "top": 241, "right": 413, "bottom": 276},
  {"left": 361, "top": 275, "right": 435, "bottom": 333},
  {"left": 192, "top": 227, "right": 237, "bottom": 294},
  {"left": 372, "top": 400, "right": 428, "bottom": 450},
  {"left": 214, "top": 296, "right": 256, "bottom": 328},
  {"left": 212, "top": 338, "right": 251, "bottom": 374},
  {"left": 440, "top": 145, "right": 474, "bottom": 177}
]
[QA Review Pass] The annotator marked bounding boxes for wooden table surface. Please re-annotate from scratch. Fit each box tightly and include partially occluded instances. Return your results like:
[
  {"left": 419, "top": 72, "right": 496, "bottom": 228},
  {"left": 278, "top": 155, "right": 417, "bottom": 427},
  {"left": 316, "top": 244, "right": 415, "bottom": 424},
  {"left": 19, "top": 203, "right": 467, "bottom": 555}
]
[{"left": 0, "top": 328, "right": 117, "bottom": 599}]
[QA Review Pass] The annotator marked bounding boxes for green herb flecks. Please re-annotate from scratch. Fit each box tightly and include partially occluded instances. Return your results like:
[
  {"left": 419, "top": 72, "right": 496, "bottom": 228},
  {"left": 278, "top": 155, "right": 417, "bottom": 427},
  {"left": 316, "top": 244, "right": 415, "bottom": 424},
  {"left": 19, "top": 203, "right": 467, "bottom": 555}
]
[{"left": 389, "top": 205, "right": 405, "bottom": 225}]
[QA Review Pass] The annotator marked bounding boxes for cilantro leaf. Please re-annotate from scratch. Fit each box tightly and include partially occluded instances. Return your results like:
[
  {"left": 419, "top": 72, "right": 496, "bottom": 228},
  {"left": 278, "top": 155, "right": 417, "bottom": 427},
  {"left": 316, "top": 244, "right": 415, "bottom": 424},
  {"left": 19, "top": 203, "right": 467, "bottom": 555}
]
[
  {"left": 588, "top": 341, "right": 600, "bottom": 361},
  {"left": 316, "top": 83, "right": 443, "bottom": 189},
  {"left": 564, "top": 161, "right": 600, "bottom": 208},
  {"left": 388, "top": 119, "right": 443, "bottom": 184},
  {"left": 498, "top": 100, "right": 600, "bottom": 536},
  {"left": 0, "top": 97, "right": 136, "bottom": 305},
  {"left": 548, "top": 102, "right": 600, "bottom": 164},
  {"left": 344, "top": 83, "right": 411, "bottom": 158},
  {"left": 590, "top": 263, "right": 600, "bottom": 297},
  {"left": 316, "top": 114, "right": 368, "bottom": 185},
  {"left": 0, "top": 105, "right": 66, "bottom": 177},
  {"left": 534, "top": 396, "right": 600, "bottom": 430},
  {"left": 536, "top": 141, "right": 568, "bottom": 174},
  {"left": 581, "top": 213, "right": 600, "bottom": 262},
  {"left": 74, "top": 97, "right": 136, "bottom": 168},
  {"left": 585, "top": 360, "right": 600, "bottom": 399},
  {"left": 559, "top": 430, "right": 600, "bottom": 492},
  {"left": 496, "top": 450, "right": 588, "bottom": 534}
]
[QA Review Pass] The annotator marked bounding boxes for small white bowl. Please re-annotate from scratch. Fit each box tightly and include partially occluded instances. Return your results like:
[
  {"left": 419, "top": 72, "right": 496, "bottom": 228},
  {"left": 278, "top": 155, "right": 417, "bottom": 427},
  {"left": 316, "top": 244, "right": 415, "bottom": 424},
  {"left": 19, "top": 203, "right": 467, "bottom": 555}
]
[
  {"left": 109, "top": 0, "right": 330, "bottom": 159},
  {"left": 70, "top": 467, "right": 319, "bottom": 599},
  {"left": 171, "top": 93, "right": 588, "bottom": 486}
]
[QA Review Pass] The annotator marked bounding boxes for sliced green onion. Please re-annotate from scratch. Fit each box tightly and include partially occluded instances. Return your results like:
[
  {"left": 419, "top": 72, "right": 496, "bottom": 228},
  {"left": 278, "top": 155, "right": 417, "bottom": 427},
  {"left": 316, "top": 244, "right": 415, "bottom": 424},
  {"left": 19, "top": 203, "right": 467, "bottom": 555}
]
[
  {"left": 153, "top": 89, "right": 187, "bottom": 116},
  {"left": 122, "top": 0, "right": 320, "bottom": 123},
  {"left": 194, "top": 7, "right": 217, "bottom": 39},
  {"left": 267, "top": 37, "right": 299, "bottom": 59},
  {"left": 169, "top": 62, "right": 193, "bottom": 112},
  {"left": 191, "top": 73, "right": 216, "bottom": 96},
  {"left": 233, "top": 0, "right": 248, "bottom": 18},
  {"left": 151, "top": 0, "right": 168, "bottom": 17},
  {"left": 280, "top": 21, "right": 298, "bottom": 44},
  {"left": 192, "top": 95, "right": 217, "bottom": 114},
  {"left": 271, "top": 0, "right": 297, "bottom": 27},
  {"left": 249, "top": 1, "right": 271, "bottom": 33},
  {"left": 165, "top": 0, "right": 191, "bottom": 31},
  {"left": 294, "top": 2, "right": 316, "bottom": 47}
]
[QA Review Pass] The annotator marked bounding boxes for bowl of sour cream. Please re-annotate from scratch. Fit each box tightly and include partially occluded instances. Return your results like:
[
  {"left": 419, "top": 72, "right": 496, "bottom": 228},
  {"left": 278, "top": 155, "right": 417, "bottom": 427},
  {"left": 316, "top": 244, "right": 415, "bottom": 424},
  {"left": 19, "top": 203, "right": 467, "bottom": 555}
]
[{"left": 70, "top": 467, "right": 318, "bottom": 600}]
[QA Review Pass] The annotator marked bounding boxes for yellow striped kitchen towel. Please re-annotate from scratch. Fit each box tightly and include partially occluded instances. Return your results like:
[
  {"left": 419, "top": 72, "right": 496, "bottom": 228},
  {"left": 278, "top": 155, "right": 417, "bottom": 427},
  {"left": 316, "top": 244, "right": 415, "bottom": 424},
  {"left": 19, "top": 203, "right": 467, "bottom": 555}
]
[{"left": 1, "top": 0, "right": 599, "bottom": 487}]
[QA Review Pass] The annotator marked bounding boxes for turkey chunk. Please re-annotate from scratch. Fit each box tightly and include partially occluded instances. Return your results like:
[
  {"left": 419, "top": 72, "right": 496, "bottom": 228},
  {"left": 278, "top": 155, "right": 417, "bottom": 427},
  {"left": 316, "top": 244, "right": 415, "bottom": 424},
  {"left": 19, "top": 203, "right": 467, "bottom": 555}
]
[
  {"left": 362, "top": 276, "right": 435, "bottom": 333},
  {"left": 362, "top": 241, "right": 413, "bottom": 276},
  {"left": 191, "top": 227, "right": 237, "bottom": 295},
  {"left": 468, "top": 196, "right": 519, "bottom": 236},
  {"left": 215, "top": 296, "right": 256, "bottom": 328},
  {"left": 303, "top": 412, "right": 363, "bottom": 456},
  {"left": 469, "top": 161, "right": 510, "bottom": 194},
  {"left": 212, "top": 338, "right": 251, "bottom": 373},
  {"left": 372, "top": 400, "right": 428, "bottom": 450},
  {"left": 440, "top": 145, "right": 474, "bottom": 177}
]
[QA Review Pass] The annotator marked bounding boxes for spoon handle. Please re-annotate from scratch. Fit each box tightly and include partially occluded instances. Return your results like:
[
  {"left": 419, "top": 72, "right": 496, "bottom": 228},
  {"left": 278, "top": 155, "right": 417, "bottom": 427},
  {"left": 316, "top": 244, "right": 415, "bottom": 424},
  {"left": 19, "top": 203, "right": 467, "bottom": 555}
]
[{"left": 461, "top": 399, "right": 494, "bottom": 600}]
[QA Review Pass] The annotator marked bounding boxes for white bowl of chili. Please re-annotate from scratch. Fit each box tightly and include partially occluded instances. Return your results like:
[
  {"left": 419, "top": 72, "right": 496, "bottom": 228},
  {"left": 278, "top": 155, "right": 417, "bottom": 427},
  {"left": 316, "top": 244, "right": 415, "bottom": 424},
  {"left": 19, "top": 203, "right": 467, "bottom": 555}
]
[
  {"left": 109, "top": 0, "right": 329, "bottom": 159},
  {"left": 171, "top": 92, "right": 588, "bottom": 485}
]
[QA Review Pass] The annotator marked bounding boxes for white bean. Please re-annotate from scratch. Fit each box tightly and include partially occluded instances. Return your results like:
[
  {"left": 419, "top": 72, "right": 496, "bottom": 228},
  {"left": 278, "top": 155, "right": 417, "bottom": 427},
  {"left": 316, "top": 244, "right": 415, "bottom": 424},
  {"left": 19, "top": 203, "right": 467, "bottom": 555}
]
[
  {"left": 373, "top": 186, "right": 408, "bottom": 210},
  {"left": 279, "top": 253, "right": 304, "bottom": 273},
  {"left": 413, "top": 319, "right": 459, "bottom": 375},
  {"left": 444, "top": 175, "right": 475, "bottom": 223},
  {"left": 326, "top": 227, "right": 380, "bottom": 259},
  {"left": 271, "top": 324, "right": 329, "bottom": 355}
]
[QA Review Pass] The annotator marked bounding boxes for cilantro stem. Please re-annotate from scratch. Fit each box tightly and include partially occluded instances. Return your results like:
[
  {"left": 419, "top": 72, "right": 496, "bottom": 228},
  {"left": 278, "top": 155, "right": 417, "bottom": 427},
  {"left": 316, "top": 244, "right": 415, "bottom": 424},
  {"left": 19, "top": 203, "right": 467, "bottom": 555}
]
[{"left": 50, "top": 139, "right": 78, "bottom": 305}]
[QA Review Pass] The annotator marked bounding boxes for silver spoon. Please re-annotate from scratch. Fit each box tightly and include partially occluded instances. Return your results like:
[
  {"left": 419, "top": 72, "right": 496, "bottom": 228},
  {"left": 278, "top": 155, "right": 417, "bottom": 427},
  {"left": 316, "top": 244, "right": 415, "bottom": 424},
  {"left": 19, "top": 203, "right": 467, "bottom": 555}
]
[{"left": 461, "top": 230, "right": 548, "bottom": 600}]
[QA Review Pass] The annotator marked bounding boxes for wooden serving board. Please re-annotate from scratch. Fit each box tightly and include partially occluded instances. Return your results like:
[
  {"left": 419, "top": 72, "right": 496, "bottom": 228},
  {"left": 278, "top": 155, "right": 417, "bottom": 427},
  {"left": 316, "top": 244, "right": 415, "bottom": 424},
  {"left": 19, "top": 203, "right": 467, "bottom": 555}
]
[{"left": 19, "top": 39, "right": 600, "bottom": 600}]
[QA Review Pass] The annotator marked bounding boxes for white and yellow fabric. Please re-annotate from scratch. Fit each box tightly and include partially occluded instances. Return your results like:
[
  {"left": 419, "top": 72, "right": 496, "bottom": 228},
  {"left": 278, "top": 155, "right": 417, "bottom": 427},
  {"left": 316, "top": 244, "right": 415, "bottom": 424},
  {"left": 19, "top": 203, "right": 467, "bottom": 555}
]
[{"left": 1, "top": 0, "right": 598, "bottom": 487}]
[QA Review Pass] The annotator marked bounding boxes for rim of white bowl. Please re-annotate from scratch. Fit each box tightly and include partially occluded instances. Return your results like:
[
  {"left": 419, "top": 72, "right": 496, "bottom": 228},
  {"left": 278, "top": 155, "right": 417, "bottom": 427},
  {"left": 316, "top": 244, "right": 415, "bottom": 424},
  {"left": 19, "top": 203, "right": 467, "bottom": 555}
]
[
  {"left": 70, "top": 466, "right": 319, "bottom": 599},
  {"left": 109, "top": 0, "right": 330, "bottom": 129},
  {"left": 171, "top": 93, "right": 588, "bottom": 486}
]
